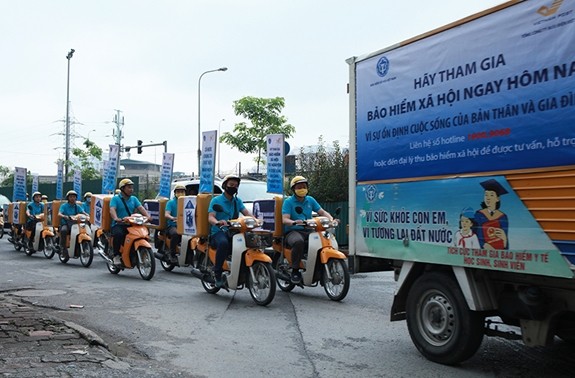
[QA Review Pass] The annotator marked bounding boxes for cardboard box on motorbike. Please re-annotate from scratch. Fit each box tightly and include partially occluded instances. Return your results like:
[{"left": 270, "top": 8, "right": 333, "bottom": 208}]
[
  {"left": 8, "top": 202, "right": 27, "bottom": 225},
  {"left": 90, "top": 194, "right": 113, "bottom": 232},
  {"left": 143, "top": 198, "right": 168, "bottom": 231},
  {"left": 177, "top": 194, "right": 211, "bottom": 237}
]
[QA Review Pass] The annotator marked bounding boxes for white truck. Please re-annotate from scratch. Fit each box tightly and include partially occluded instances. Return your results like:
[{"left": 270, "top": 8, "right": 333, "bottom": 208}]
[{"left": 347, "top": 0, "right": 575, "bottom": 364}]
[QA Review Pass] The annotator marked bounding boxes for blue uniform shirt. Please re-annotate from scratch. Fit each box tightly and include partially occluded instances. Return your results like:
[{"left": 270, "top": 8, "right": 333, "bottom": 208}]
[
  {"left": 82, "top": 201, "right": 91, "bottom": 215},
  {"left": 282, "top": 195, "right": 321, "bottom": 233},
  {"left": 208, "top": 194, "right": 246, "bottom": 235},
  {"left": 59, "top": 202, "right": 85, "bottom": 227},
  {"left": 166, "top": 197, "right": 178, "bottom": 227},
  {"left": 110, "top": 195, "right": 142, "bottom": 227},
  {"left": 27, "top": 202, "right": 44, "bottom": 224},
  {"left": 27, "top": 202, "right": 44, "bottom": 216}
]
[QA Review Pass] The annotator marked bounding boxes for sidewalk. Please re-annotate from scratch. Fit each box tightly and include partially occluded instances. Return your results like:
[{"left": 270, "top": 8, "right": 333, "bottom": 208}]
[{"left": 0, "top": 293, "right": 182, "bottom": 378}]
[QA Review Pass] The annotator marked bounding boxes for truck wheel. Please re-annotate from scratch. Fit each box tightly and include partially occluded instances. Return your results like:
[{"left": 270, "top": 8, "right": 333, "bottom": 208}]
[{"left": 406, "top": 272, "right": 484, "bottom": 365}]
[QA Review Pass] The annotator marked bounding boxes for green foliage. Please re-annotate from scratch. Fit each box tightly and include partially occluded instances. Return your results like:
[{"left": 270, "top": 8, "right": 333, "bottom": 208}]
[
  {"left": 294, "top": 136, "right": 348, "bottom": 202},
  {"left": 221, "top": 96, "right": 295, "bottom": 174},
  {"left": 71, "top": 139, "right": 103, "bottom": 180}
]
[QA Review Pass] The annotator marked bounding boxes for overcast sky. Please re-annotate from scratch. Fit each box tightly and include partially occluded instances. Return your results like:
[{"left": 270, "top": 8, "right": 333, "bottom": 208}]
[{"left": 0, "top": 0, "right": 506, "bottom": 177}]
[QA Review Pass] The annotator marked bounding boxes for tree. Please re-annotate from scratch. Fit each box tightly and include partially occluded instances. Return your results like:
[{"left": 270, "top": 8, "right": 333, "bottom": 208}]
[
  {"left": 0, "top": 165, "right": 33, "bottom": 187},
  {"left": 221, "top": 96, "right": 295, "bottom": 174},
  {"left": 295, "top": 136, "right": 348, "bottom": 202},
  {"left": 71, "top": 139, "right": 103, "bottom": 180}
]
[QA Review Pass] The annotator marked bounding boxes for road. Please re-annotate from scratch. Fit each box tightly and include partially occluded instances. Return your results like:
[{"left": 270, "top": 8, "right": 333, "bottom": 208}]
[{"left": 0, "top": 238, "right": 573, "bottom": 377}]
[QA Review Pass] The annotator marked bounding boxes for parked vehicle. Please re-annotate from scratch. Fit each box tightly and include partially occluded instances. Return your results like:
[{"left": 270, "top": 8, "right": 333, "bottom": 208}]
[{"left": 347, "top": 0, "right": 575, "bottom": 364}]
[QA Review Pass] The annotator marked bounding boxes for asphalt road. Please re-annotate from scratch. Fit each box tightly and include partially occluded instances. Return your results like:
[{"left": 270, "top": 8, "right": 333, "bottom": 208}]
[{"left": 0, "top": 238, "right": 574, "bottom": 377}]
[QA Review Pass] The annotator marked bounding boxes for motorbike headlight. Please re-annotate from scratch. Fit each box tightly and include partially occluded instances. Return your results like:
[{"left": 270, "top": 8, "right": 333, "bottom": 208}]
[{"left": 244, "top": 218, "right": 257, "bottom": 229}]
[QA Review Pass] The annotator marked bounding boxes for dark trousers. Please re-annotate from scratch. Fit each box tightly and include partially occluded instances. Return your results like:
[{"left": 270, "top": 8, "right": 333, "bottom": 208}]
[
  {"left": 59, "top": 224, "right": 70, "bottom": 249},
  {"left": 111, "top": 224, "right": 129, "bottom": 256},
  {"left": 167, "top": 226, "right": 181, "bottom": 253},
  {"left": 211, "top": 230, "right": 230, "bottom": 279},
  {"left": 26, "top": 220, "right": 38, "bottom": 243},
  {"left": 286, "top": 230, "right": 306, "bottom": 270}
]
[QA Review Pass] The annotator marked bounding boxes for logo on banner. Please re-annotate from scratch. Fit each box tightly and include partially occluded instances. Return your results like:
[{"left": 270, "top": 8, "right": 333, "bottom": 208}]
[
  {"left": 376, "top": 56, "right": 390, "bottom": 77},
  {"left": 365, "top": 184, "right": 378, "bottom": 203}
]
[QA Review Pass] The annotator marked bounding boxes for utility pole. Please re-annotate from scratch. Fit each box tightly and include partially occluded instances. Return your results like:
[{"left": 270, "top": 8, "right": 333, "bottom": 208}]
[
  {"left": 112, "top": 110, "right": 124, "bottom": 158},
  {"left": 64, "top": 48, "right": 75, "bottom": 180}
]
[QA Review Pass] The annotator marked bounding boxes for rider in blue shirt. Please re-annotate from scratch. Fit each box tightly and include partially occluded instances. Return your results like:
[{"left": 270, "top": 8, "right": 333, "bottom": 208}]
[
  {"left": 282, "top": 176, "right": 333, "bottom": 284},
  {"left": 162, "top": 185, "right": 186, "bottom": 261},
  {"left": 82, "top": 192, "right": 92, "bottom": 215},
  {"left": 207, "top": 175, "right": 252, "bottom": 287},
  {"left": 26, "top": 192, "right": 45, "bottom": 246},
  {"left": 109, "top": 178, "right": 149, "bottom": 265},
  {"left": 58, "top": 190, "right": 88, "bottom": 257}
]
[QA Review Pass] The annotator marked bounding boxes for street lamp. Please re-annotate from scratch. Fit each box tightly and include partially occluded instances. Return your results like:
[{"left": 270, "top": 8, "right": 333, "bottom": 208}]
[
  {"left": 197, "top": 67, "right": 227, "bottom": 176},
  {"left": 64, "top": 48, "right": 75, "bottom": 180},
  {"left": 217, "top": 118, "right": 225, "bottom": 176}
]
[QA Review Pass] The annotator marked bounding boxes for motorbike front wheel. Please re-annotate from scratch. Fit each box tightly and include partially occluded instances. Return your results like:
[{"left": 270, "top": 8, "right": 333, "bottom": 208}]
[
  {"left": 80, "top": 241, "right": 94, "bottom": 267},
  {"left": 0, "top": 225, "right": 4, "bottom": 239},
  {"left": 160, "top": 258, "right": 176, "bottom": 272},
  {"left": 322, "top": 258, "right": 350, "bottom": 301},
  {"left": 248, "top": 261, "right": 276, "bottom": 306},
  {"left": 43, "top": 236, "right": 56, "bottom": 259},
  {"left": 137, "top": 247, "right": 155, "bottom": 280}
]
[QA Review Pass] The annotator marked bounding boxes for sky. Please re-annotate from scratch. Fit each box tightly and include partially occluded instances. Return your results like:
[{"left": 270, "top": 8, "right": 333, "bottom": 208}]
[{"left": 0, "top": 0, "right": 506, "bottom": 177}]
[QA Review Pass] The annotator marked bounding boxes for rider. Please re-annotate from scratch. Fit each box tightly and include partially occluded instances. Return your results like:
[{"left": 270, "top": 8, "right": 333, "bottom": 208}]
[
  {"left": 26, "top": 192, "right": 44, "bottom": 247},
  {"left": 82, "top": 192, "right": 92, "bottom": 215},
  {"left": 208, "top": 174, "right": 252, "bottom": 288},
  {"left": 109, "top": 178, "right": 149, "bottom": 265},
  {"left": 282, "top": 175, "right": 334, "bottom": 284},
  {"left": 41, "top": 194, "right": 48, "bottom": 203},
  {"left": 58, "top": 190, "right": 88, "bottom": 257},
  {"left": 163, "top": 185, "right": 186, "bottom": 261}
]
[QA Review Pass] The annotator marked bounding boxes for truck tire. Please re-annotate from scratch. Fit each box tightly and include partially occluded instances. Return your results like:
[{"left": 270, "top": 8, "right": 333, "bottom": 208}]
[{"left": 406, "top": 271, "right": 484, "bottom": 365}]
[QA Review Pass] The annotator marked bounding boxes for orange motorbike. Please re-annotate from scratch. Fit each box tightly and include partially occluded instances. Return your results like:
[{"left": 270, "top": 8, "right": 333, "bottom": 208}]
[
  {"left": 98, "top": 214, "right": 156, "bottom": 280},
  {"left": 272, "top": 204, "right": 349, "bottom": 301},
  {"left": 56, "top": 214, "right": 94, "bottom": 267}
]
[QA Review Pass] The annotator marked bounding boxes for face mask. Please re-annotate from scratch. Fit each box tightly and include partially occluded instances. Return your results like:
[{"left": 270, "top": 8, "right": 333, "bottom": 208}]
[
  {"left": 86, "top": 198, "right": 91, "bottom": 203},
  {"left": 295, "top": 188, "right": 308, "bottom": 197},
  {"left": 225, "top": 186, "right": 238, "bottom": 196}
]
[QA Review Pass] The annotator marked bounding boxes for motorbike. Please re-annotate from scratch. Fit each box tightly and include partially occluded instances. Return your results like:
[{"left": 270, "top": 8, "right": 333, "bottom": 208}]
[
  {"left": 191, "top": 204, "right": 276, "bottom": 306},
  {"left": 55, "top": 214, "right": 94, "bottom": 267},
  {"left": 154, "top": 229, "right": 195, "bottom": 272},
  {"left": 98, "top": 214, "right": 156, "bottom": 280},
  {"left": 272, "top": 207, "right": 350, "bottom": 301},
  {"left": 21, "top": 213, "right": 57, "bottom": 258}
]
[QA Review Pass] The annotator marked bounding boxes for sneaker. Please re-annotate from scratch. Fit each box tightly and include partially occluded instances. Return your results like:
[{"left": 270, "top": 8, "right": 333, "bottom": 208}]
[
  {"left": 61, "top": 248, "right": 69, "bottom": 258},
  {"left": 113, "top": 255, "right": 122, "bottom": 265},
  {"left": 291, "top": 271, "right": 302, "bottom": 284},
  {"left": 215, "top": 276, "right": 225, "bottom": 288}
]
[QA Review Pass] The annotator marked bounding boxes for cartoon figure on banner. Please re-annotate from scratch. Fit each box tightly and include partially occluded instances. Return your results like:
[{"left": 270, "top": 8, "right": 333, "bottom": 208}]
[
  {"left": 474, "top": 179, "right": 509, "bottom": 250},
  {"left": 454, "top": 207, "right": 480, "bottom": 249}
]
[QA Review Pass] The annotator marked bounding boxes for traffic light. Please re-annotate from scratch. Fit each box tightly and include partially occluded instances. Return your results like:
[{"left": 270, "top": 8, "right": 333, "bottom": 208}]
[{"left": 137, "top": 140, "right": 143, "bottom": 154}]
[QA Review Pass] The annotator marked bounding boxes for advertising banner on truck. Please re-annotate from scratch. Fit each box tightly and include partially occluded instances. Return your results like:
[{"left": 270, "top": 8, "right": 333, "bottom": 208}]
[
  {"left": 355, "top": 0, "right": 575, "bottom": 182},
  {"left": 355, "top": 175, "right": 573, "bottom": 278}
]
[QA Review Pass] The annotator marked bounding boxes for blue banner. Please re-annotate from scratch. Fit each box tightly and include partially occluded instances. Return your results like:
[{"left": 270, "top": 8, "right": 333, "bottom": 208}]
[
  {"left": 158, "top": 153, "right": 174, "bottom": 198},
  {"left": 266, "top": 134, "right": 284, "bottom": 194},
  {"left": 12, "top": 167, "right": 27, "bottom": 201},
  {"left": 355, "top": 0, "right": 575, "bottom": 181},
  {"left": 56, "top": 162, "right": 63, "bottom": 199},
  {"left": 74, "top": 170, "right": 82, "bottom": 196},
  {"left": 199, "top": 131, "right": 216, "bottom": 194}
]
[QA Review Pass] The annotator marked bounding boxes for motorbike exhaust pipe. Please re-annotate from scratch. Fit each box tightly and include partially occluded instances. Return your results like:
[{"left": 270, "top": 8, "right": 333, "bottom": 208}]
[
  {"left": 98, "top": 250, "right": 113, "bottom": 264},
  {"left": 154, "top": 252, "right": 165, "bottom": 260},
  {"left": 190, "top": 267, "right": 214, "bottom": 283}
]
